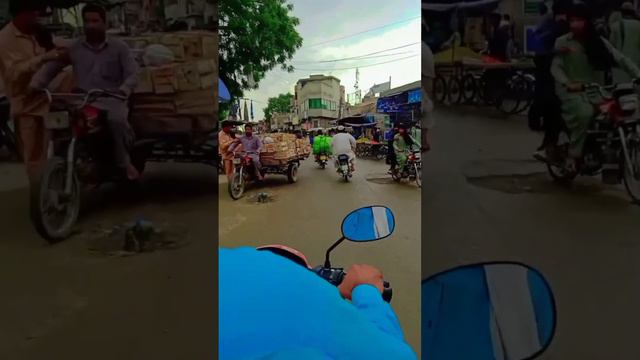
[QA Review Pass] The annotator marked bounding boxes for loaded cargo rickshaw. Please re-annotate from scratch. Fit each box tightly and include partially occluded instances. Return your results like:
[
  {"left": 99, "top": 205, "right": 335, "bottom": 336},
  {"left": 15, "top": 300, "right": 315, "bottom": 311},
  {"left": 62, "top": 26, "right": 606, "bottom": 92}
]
[
  {"left": 228, "top": 131, "right": 311, "bottom": 200},
  {"left": 30, "top": 2, "right": 228, "bottom": 242}
]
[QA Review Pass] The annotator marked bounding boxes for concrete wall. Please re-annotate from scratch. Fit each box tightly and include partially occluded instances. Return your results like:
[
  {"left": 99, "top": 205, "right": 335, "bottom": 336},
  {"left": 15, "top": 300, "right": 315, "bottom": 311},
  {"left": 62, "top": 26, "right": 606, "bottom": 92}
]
[{"left": 295, "top": 75, "right": 342, "bottom": 121}]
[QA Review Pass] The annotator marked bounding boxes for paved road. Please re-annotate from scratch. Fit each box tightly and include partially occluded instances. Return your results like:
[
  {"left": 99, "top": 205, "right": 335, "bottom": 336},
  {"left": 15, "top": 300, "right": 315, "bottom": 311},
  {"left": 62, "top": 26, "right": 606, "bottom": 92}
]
[
  {"left": 423, "top": 106, "right": 640, "bottom": 360},
  {"left": 219, "top": 156, "right": 422, "bottom": 355},
  {"left": 0, "top": 162, "right": 217, "bottom": 359}
]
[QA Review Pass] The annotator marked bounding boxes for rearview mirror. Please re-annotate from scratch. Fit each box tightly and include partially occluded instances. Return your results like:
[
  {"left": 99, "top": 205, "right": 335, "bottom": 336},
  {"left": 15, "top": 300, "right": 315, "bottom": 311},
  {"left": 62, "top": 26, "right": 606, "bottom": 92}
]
[
  {"left": 341, "top": 206, "right": 395, "bottom": 242},
  {"left": 422, "top": 263, "right": 556, "bottom": 360}
]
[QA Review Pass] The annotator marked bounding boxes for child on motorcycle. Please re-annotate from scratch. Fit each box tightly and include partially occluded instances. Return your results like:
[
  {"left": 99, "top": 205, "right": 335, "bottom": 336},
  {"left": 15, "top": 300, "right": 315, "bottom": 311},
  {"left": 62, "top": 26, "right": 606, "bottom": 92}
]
[{"left": 551, "top": 3, "right": 640, "bottom": 171}]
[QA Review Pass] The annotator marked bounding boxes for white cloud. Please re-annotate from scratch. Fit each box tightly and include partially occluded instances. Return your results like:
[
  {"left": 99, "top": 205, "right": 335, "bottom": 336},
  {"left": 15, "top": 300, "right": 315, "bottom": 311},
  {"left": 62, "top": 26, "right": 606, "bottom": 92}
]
[{"left": 242, "top": 2, "right": 421, "bottom": 122}]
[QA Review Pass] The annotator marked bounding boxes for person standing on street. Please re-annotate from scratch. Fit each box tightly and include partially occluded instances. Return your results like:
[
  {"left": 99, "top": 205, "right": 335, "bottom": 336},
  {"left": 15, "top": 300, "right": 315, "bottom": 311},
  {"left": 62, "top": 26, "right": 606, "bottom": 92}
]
[
  {"left": 219, "top": 121, "right": 238, "bottom": 181},
  {"left": 423, "top": 41, "right": 435, "bottom": 152},
  {"left": 385, "top": 126, "right": 397, "bottom": 173},
  {"left": 30, "top": 4, "right": 141, "bottom": 181},
  {"left": 0, "top": 1, "right": 68, "bottom": 179},
  {"left": 531, "top": 1, "right": 571, "bottom": 160},
  {"left": 609, "top": 2, "right": 640, "bottom": 83}
]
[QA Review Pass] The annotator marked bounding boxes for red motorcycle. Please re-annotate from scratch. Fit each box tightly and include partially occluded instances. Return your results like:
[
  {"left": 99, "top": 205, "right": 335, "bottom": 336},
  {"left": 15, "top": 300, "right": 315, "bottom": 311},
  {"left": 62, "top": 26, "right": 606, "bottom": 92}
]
[{"left": 540, "top": 81, "right": 640, "bottom": 202}]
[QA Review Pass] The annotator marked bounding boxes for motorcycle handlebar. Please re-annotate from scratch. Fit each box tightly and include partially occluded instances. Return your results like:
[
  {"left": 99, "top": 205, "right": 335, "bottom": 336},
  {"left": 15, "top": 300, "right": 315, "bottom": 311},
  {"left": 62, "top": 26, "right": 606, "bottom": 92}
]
[
  {"left": 40, "top": 88, "right": 127, "bottom": 108},
  {"left": 313, "top": 266, "right": 393, "bottom": 303}
]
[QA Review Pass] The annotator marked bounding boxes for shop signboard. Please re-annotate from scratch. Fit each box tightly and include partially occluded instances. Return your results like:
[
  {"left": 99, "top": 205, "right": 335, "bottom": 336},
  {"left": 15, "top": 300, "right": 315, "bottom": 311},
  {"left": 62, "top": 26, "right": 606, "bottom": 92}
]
[{"left": 408, "top": 89, "right": 422, "bottom": 104}]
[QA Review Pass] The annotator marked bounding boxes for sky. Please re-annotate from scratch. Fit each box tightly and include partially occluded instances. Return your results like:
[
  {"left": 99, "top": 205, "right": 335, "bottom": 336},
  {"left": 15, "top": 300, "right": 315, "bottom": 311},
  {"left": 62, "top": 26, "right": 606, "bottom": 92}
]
[{"left": 244, "top": 0, "right": 422, "bottom": 121}]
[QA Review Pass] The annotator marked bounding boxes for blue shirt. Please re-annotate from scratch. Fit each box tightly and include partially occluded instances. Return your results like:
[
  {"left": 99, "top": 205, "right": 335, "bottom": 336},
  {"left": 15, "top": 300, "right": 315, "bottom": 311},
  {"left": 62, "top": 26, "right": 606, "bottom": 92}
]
[{"left": 219, "top": 247, "right": 416, "bottom": 360}]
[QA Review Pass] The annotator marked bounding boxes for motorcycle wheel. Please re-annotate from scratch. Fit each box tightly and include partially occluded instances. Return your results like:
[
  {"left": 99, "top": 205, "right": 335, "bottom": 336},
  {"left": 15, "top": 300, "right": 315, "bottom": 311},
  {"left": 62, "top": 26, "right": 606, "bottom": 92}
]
[
  {"left": 228, "top": 170, "right": 245, "bottom": 200},
  {"left": 343, "top": 172, "right": 350, "bottom": 182},
  {"left": 30, "top": 157, "right": 80, "bottom": 243},
  {"left": 287, "top": 163, "right": 299, "bottom": 183},
  {"left": 622, "top": 136, "right": 640, "bottom": 203},
  {"left": 320, "top": 162, "right": 326, "bottom": 169},
  {"left": 414, "top": 163, "right": 422, "bottom": 188}
]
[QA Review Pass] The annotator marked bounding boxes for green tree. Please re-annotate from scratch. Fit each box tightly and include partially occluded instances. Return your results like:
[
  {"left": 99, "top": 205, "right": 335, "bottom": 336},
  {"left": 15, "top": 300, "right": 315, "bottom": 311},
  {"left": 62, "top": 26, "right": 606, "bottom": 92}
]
[
  {"left": 264, "top": 93, "right": 294, "bottom": 123},
  {"left": 219, "top": 0, "right": 303, "bottom": 98}
]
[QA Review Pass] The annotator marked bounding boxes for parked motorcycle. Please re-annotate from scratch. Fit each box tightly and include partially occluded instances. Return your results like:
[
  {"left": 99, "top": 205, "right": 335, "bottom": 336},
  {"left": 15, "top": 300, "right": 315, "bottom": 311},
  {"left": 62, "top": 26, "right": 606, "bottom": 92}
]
[
  {"left": 257, "top": 205, "right": 396, "bottom": 302},
  {"left": 391, "top": 148, "right": 421, "bottom": 188},
  {"left": 423, "top": 262, "right": 556, "bottom": 360},
  {"left": 315, "top": 153, "right": 329, "bottom": 169},
  {"left": 539, "top": 81, "right": 640, "bottom": 202},
  {"left": 0, "top": 96, "right": 19, "bottom": 160},
  {"left": 336, "top": 154, "right": 353, "bottom": 182}
]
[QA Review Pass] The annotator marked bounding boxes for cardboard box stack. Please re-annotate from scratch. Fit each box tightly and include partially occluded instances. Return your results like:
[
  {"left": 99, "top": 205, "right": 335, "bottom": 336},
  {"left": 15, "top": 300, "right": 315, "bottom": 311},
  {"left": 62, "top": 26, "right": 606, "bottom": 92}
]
[
  {"left": 259, "top": 133, "right": 310, "bottom": 166},
  {"left": 123, "top": 31, "right": 218, "bottom": 136}
]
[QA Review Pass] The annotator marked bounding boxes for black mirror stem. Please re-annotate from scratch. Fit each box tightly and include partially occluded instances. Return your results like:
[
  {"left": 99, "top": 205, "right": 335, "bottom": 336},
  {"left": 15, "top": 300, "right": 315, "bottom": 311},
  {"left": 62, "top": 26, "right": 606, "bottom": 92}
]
[{"left": 324, "top": 237, "right": 345, "bottom": 268}]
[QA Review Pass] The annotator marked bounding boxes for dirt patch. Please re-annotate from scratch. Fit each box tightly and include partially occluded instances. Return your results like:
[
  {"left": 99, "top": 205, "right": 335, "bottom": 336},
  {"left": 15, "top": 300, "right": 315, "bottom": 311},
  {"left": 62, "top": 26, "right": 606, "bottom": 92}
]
[{"left": 84, "top": 221, "right": 190, "bottom": 257}]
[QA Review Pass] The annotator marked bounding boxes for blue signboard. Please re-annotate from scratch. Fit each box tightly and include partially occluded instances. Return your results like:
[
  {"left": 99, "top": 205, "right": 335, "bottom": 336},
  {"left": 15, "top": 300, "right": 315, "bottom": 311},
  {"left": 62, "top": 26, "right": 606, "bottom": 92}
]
[{"left": 408, "top": 89, "right": 422, "bottom": 104}]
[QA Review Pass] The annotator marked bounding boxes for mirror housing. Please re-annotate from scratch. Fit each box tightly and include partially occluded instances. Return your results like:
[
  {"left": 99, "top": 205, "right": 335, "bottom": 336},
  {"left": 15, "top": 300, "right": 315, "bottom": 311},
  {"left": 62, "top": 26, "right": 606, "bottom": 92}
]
[
  {"left": 341, "top": 206, "right": 396, "bottom": 242},
  {"left": 422, "top": 262, "right": 556, "bottom": 360}
]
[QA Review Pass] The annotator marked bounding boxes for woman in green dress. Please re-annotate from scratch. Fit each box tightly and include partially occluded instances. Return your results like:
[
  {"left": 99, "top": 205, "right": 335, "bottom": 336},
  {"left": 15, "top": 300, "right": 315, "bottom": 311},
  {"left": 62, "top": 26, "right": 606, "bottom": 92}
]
[{"left": 551, "top": 3, "right": 640, "bottom": 171}]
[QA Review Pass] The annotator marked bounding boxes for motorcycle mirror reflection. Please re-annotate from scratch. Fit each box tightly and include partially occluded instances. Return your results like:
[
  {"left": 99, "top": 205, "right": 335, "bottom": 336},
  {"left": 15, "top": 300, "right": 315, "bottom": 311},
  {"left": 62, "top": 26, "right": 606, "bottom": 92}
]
[
  {"left": 341, "top": 206, "right": 395, "bottom": 242},
  {"left": 422, "top": 263, "right": 556, "bottom": 360}
]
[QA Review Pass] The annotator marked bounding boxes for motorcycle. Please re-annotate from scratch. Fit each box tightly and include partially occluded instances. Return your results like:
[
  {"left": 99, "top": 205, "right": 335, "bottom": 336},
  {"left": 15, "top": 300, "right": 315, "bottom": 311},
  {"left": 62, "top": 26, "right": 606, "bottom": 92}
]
[
  {"left": 315, "top": 153, "right": 329, "bottom": 169},
  {"left": 391, "top": 148, "right": 422, "bottom": 188},
  {"left": 336, "top": 154, "right": 353, "bottom": 182},
  {"left": 229, "top": 151, "right": 262, "bottom": 200},
  {"left": 423, "top": 262, "right": 557, "bottom": 360},
  {"left": 31, "top": 89, "right": 138, "bottom": 242},
  {"left": 0, "top": 96, "right": 19, "bottom": 160},
  {"left": 539, "top": 81, "right": 640, "bottom": 202},
  {"left": 257, "top": 205, "right": 395, "bottom": 303}
]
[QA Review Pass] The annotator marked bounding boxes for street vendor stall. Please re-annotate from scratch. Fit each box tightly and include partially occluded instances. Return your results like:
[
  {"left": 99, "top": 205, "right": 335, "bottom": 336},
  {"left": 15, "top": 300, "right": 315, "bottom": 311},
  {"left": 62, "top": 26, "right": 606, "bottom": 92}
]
[{"left": 337, "top": 116, "right": 385, "bottom": 160}]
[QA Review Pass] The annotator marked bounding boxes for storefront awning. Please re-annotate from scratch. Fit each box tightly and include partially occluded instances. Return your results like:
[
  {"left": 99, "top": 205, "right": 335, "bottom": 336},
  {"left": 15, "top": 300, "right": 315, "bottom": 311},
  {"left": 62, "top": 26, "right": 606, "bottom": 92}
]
[
  {"left": 336, "top": 116, "right": 375, "bottom": 126},
  {"left": 219, "top": 79, "right": 231, "bottom": 103}
]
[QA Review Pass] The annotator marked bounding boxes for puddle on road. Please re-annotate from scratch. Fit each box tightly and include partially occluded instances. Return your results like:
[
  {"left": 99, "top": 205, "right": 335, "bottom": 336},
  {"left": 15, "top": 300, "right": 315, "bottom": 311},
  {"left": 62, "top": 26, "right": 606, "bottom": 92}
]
[
  {"left": 247, "top": 192, "right": 277, "bottom": 204},
  {"left": 463, "top": 159, "right": 604, "bottom": 195},
  {"left": 366, "top": 173, "right": 397, "bottom": 185},
  {"left": 84, "top": 221, "right": 190, "bottom": 257}
]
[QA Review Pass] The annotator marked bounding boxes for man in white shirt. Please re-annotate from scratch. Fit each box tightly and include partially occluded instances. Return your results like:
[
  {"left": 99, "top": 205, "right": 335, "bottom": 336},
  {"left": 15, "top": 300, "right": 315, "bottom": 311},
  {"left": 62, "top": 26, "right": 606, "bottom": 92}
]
[{"left": 331, "top": 125, "right": 357, "bottom": 172}]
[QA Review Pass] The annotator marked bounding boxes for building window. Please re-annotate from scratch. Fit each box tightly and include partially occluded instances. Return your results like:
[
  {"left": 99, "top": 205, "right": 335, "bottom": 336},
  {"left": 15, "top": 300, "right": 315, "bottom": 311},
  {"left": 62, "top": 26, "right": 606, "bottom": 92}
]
[{"left": 309, "top": 98, "right": 322, "bottom": 109}]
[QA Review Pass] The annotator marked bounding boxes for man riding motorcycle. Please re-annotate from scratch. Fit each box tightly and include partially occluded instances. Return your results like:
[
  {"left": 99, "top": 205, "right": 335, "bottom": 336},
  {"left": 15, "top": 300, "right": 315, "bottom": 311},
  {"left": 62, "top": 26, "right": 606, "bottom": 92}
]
[
  {"left": 551, "top": 3, "right": 640, "bottom": 172},
  {"left": 229, "top": 123, "right": 264, "bottom": 181},
  {"left": 29, "top": 4, "right": 140, "bottom": 180},
  {"left": 313, "top": 129, "right": 332, "bottom": 162},
  {"left": 393, "top": 127, "right": 417, "bottom": 173},
  {"left": 219, "top": 247, "right": 416, "bottom": 359},
  {"left": 331, "top": 125, "right": 357, "bottom": 172}
]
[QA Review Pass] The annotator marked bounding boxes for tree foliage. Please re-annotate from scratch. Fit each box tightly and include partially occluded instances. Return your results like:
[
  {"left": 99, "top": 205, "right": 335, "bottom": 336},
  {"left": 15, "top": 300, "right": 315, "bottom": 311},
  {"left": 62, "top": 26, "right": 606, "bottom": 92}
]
[
  {"left": 264, "top": 93, "right": 293, "bottom": 121},
  {"left": 219, "top": 0, "right": 303, "bottom": 98}
]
